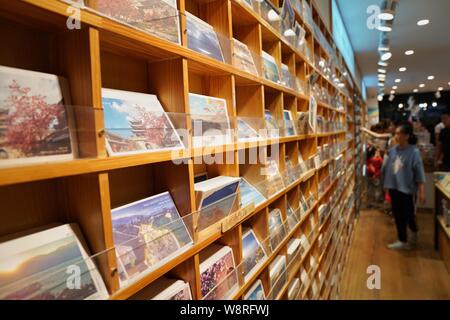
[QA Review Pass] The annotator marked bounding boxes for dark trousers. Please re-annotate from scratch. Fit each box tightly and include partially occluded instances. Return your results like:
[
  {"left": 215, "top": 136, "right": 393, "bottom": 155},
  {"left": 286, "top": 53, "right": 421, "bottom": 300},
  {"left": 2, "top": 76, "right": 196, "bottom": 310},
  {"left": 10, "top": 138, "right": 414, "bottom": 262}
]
[{"left": 389, "top": 189, "right": 418, "bottom": 242}]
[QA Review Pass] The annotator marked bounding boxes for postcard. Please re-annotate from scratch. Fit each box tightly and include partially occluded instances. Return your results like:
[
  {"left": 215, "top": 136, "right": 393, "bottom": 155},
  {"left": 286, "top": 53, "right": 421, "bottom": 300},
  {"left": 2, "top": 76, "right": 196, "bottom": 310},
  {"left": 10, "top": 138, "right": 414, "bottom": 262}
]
[
  {"left": 132, "top": 277, "right": 192, "bottom": 300},
  {"left": 239, "top": 178, "right": 266, "bottom": 208},
  {"left": 283, "top": 110, "right": 296, "bottom": 137},
  {"left": 233, "top": 39, "right": 258, "bottom": 75},
  {"left": 102, "top": 88, "right": 184, "bottom": 156},
  {"left": 189, "top": 93, "right": 232, "bottom": 148},
  {"left": 111, "top": 192, "right": 193, "bottom": 287},
  {"left": 0, "top": 65, "right": 76, "bottom": 167},
  {"left": 91, "top": 0, "right": 181, "bottom": 44},
  {"left": 0, "top": 224, "right": 108, "bottom": 300},
  {"left": 269, "top": 255, "right": 287, "bottom": 299},
  {"left": 237, "top": 119, "right": 262, "bottom": 142},
  {"left": 286, "top": 204, "right": 299, "bottom": 231},
  {"left": 261, "top": 160, "right": 285, "bottom": 197},
  {"left": 288, "top": 278, "right": 300, "bottom": 300},
  {"left": 186, "top": 12, "right": 224, "bottom": 62},
  {"left": 242, "top": 229, "right": 267, "bottom": 280},
  {"left": 195, "top": 176, "right": 240, "bottom": 231},
  {"left": 243, "top": 279, "right": 266, "bottom": 300},
  {"left": 264, "top": 109, "right": 280, "bottom": 138},
  {"left": 259, "top": 0, "right": 281, "bottom": 27},
  {"left": 268, "top": 209, "right": 287, "bottom": 250},
  {"left": 262, "top": 51, "right": 281, "bottom": 84},
  {"left": 200, "top": 245, "right": 238, "bottom": 300},
  {"left": 309, "top": 95, "right": 317, "bottom": 132}
]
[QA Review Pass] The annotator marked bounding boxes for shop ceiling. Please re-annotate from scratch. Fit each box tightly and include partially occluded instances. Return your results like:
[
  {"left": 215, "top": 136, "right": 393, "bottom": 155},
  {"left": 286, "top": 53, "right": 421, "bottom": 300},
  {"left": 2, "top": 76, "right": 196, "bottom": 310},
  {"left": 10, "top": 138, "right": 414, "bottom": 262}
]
[{"left": 336, "top": 0, "right": 450, "bottom": 95}]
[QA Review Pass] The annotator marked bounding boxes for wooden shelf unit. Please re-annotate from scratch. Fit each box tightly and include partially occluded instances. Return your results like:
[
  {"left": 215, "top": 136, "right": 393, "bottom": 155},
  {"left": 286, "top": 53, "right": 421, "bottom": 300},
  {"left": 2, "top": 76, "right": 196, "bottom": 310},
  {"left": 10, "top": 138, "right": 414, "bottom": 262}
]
[{"left": 0, "top": 0, "right": 363, "bottom": 300}]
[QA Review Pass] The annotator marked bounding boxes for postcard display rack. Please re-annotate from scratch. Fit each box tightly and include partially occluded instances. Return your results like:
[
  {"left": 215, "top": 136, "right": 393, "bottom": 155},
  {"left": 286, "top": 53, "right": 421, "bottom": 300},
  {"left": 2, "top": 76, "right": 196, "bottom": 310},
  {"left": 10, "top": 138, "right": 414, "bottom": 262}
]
[
  {"left": 0, "top": 0, "right": 364, "bottom": 301},
  {"left": 433, "top": 173, "right": 450, "bottom": 273}
]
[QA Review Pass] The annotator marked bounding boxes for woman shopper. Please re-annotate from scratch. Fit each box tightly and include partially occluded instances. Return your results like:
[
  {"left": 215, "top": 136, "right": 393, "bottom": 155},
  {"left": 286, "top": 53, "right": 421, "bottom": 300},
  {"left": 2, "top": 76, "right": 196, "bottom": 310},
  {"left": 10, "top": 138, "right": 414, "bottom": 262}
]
[{"left": 382, "top": 123, "right": 426, "bottom": 250}]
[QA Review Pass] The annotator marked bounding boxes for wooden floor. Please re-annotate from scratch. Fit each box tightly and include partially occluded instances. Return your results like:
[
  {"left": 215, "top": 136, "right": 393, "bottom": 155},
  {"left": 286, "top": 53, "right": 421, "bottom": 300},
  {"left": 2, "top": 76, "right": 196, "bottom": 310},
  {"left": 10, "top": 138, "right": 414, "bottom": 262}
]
[{"left": 340, "top": 210, "right": 450, "bottom": 299}]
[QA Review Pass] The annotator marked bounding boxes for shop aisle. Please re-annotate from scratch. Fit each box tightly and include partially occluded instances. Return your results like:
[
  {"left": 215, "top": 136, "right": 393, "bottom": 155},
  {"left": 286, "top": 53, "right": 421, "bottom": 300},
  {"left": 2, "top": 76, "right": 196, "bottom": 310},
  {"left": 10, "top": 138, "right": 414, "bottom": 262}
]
[{"left": 340, "top": 210, "right": 450, "bottom": 299}]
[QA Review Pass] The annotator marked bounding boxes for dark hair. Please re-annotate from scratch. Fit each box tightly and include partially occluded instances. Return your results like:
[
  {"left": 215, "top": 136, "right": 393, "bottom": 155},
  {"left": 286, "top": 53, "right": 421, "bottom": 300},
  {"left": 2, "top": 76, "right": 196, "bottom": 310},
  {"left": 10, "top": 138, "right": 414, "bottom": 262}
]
[{"left": 397, "top": 123, "right": 417, "bottom": 145}]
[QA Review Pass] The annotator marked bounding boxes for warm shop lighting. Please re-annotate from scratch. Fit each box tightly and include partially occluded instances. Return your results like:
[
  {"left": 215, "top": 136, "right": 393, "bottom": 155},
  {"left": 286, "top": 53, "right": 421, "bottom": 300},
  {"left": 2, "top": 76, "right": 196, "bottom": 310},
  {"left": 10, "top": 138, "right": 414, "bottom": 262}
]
[
  {"left": 399, "top": 67, "right": 407, "bottom": 72},
  {"left": 428, "top": 75, "right": 435, "bottom": 80},
  {"left": 381, "top": 52, "right": 392, "bottom": 61},
  {"left": 395, "top": 79, "right": 401, "bottom": 83},
  {"left": 419, "top": 84, "right": 425, "bottom": 88},
  {"left": 390, "top": 90, "right": 395, "bottom": 94},
  {"left": 378, "top": 69, "right": 387, "bottom": 74},
  {"left": 417, "top": 19, "right": 430, "bottom": 26},
  {"left": 433, "top": 102, "right": 438, "bottom": 107},
  {"left": 398, "top": 103, "right": 404, "bottom": 108},
  {"left": 438, "top": 87, "right": 444, "bottom": 91},
  {"left": 378, "top": 95, "right": 384, "bottom": 101},
  {"left": 393, "top": 86, "right": 398, "bottom": 90},
  {"left": 378, "top": 61, "right": 388, "bottom": 67},
  {"left": 405, "top": 50, "right": 414, "bottom": 55},
  {"left": 413, "top": 89, "right": 419, "bottom": 93}
]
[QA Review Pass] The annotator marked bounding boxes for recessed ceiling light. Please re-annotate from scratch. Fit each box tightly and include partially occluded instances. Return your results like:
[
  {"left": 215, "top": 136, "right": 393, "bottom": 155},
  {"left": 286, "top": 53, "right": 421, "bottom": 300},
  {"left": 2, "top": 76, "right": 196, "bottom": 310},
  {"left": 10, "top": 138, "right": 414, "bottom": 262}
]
[
  {"left": 413, "top": 89, "right": 419, "bottom": 93},
  {"left": 378, "top": 82, "right": 385, "bottom": 87},
  {"left": 433, "top": 102, "right": 438, "bottom": 107},
  {"left": 378, "top": 75, "right": 386, "bottom": 79},
  {"left": 390, "top": 90, "right": 395, "bottom": 94},
  {"left": 438, "top": 87, "right": 444, "bottom": 91},
  {"left": 428, "top": 75, "right": 435, "bottom": 80},
  {"left": 378, "top": 61, "right": 388, "bottom": 67},
  {"left": 377, "top": 25, "right": 392, "bottom": 32},
  {"left": 381, "top": 52, "right": 392, "bottom": 61},
  {"left": 405, "top": 50, "right": 415, "bottom": 55},
  {"left": 378, "top": 69, "right": 387, "bottom": 74},
  {"left": 379, "top": 12, "right": 395, "bottom": 21},
  {"left": 419, "top": 84, "right": 425, "bottom": 88},
  {"left": 448, "top": 81, "right": 450, "bottom": 86},
  {"left": 423, "top": 103, "right": 428, "bottom": 107},
  {"left": 417, "top": 19, "right": 430, "bottom": 26},
  {"left": 377, "top": 95, "right": 383, "bottom": 102},
  {"left": 395, "top": 79, "right": 401, "bottom": 83},
  {"left": 393, "top": 86, "right": 398, "bottom": 90},
  {"left": 399, "top": 67, "right": 407, "bottom": 72},
  {"left": 399, "top": 103, "right": 404, "bottom": 108}
]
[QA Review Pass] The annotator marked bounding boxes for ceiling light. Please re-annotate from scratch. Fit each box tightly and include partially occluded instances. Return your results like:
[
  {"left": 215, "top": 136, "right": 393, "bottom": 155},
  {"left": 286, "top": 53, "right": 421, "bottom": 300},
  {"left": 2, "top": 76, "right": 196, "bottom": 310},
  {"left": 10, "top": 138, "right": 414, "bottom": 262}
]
[
  {"left": 378, "top": 83, "right": 385, "bottom": 87},
  {"left": 390, "top": 90, "right": 395, "bottom": 94},
  {"left": 432, "top": 102, "right": 438, "bottom": 107},
  {"left": 428, "top": 75, "right": 435, "bottom": 80},
  {"left": 417, "top": 19, "right": 430, "bottom": 26},
  {"left": 438, "top": 87, "right": 444, "bottom": 91},
  {"left": 405, "top": 50, "right": 414, "bottom": 55},
  {"left": 423, "top": 103, "right": 428, "bottom": 107},
  {"left": 378, "top": 75, "right": 386, "bottom": 79},
  {"left": 448, "top": 81, "right": 450, "bottom": 86},
  {"left": 389, "top": 94, "right": 395, "bottom": 102},
  {"left": 378, "top": 61, "right": 388, "bottom": 67},
  {"left": 413, "top": 89, "right": 419, "bottom": 93},
  {"left": 379, "top": 12, "right": 394, "bottom": 21},
  {"left": 377, "top": 95, "right": 384, "bottom": 102},
  {"left": 377, "top": 25, "right": 392, "bottom": 32},
  {"left": 378, "top": 69, "right": 387, "bottom": 74},
  {"left": 395, "top": 79, "right": 401, "bottom": 83},
  {"left": 381, "top": 52, "right": 392, "bottom": 61},
  {"left": 399, "top": 67, "right": 407, "bottom": 72},
  {"left": 419, "top": 84, "right": 425, "bottom": 88},
  {"left": 398, "top": 103, "right": 404, "bottom": 108},
  {"left": 393, "top": 86, "right": 398, "bottom": 90}
]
